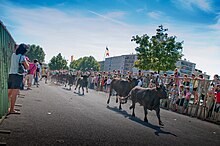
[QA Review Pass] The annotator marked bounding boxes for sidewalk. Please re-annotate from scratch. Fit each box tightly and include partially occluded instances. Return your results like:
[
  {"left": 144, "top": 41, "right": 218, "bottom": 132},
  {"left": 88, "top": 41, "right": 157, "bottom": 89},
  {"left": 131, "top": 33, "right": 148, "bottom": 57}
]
[{"left": 0, "top": 83, "right": 58, "bottom": 145}]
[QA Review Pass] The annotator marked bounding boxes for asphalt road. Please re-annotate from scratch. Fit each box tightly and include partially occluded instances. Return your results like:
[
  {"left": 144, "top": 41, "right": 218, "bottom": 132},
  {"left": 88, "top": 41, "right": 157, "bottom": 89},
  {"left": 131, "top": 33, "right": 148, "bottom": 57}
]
[{"left": 0, "top": 82, "right": 219, "bottom": 146}]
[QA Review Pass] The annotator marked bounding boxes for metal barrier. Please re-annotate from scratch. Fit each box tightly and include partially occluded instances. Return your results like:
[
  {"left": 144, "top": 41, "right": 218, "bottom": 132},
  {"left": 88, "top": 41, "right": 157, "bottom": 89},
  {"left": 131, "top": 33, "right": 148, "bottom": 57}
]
[
  {"left": 88, "top": 73, "right": 220, "bottom": 124},
  {"left": 0, "top": 21, "right": 15, "bottom": 118}
]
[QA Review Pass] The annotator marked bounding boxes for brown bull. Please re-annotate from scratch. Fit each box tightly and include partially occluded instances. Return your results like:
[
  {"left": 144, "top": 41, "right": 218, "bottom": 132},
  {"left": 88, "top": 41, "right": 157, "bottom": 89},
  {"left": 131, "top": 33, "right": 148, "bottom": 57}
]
[
  {"left": 107, "top": 78, "right": 138, "bottom": 109},
  {"left": 129, "top": 85, "right": 168, "bottom": 126}
]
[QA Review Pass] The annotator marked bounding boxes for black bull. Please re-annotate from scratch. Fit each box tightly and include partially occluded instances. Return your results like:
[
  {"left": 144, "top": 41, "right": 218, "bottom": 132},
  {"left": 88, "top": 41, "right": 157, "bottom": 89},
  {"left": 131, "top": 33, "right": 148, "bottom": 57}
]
[
  {"left": 75, "top": 74, "right": 90, "bottom": 95},
  {"left": 129, "top": 85, "right": 168, "bottom": 126},
  {"left": 107, "top": 78, "right": 138, "bottom": 109}
]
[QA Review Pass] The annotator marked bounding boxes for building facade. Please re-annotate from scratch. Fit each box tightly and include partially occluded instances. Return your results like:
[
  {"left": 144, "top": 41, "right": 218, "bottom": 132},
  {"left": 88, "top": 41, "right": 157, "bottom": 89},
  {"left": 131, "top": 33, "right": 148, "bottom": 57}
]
[
  {"left": 104, "top": 54, "right": 137, "bottom": 74},
  {"left": 175, "top": 59, "right": 196, "bottom": 76},
  {"left": 101, "top": 54, "right": 210, "bottom": 78}
]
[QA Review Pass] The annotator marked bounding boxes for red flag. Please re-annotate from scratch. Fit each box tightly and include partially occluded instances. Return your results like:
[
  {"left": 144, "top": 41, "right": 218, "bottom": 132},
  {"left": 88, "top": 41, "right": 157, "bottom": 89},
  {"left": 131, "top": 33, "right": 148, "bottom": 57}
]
[{"left": 106, "top": 47, "right": 109, "bottom": 56}]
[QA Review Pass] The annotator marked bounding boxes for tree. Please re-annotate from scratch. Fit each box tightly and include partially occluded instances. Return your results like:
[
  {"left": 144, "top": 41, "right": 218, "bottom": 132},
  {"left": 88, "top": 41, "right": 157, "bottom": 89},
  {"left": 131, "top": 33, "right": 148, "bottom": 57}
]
[
  {"left": 48, "top": 53, "right": 68, "bottom": 70},
  {"left": 69, "top": 56, "right": 100, "bottom": 71},
  {"left": 26, "top": 44, "right": 46, "bottom": 62},
  {"left": 131, "top": 25, "right": 183, "bottom": 73}
]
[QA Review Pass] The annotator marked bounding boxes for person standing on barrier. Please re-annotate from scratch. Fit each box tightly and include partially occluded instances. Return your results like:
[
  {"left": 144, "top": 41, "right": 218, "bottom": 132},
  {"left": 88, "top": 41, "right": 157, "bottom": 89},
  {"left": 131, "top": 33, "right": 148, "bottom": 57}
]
[
  {"left": 174, "top": 68, "right": 180, "bottom": 86},
  {"left": 8, "top": 44, "right": 29, "bottom": 114},
  {"left": 191, "top": 74, "right": 199, "bottom": 104}
]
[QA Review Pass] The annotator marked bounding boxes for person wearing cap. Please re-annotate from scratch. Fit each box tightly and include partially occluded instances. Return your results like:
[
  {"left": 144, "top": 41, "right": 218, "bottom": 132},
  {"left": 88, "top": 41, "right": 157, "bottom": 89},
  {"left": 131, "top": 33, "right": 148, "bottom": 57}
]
[{"left": 8, "top": 44, "right": 29, "bottom": 114}]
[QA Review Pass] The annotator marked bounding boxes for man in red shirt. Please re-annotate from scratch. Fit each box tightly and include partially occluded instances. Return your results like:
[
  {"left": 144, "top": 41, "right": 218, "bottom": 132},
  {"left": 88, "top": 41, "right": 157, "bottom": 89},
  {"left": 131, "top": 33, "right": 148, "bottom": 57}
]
[{"left": 215, "top": 84, "right": 220, "bottom": 113}]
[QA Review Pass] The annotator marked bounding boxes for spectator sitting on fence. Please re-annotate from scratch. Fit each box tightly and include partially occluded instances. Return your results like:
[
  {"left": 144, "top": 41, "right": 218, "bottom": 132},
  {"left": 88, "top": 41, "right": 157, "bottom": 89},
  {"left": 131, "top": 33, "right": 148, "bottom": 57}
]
[
  {"left": 182, "top": 74, "right": 190, "bottom": 87},
  {"left": 162, "top": 73, "right": 169, "bottom": 88},
  {"left": 8, "top": 44, "right": 29, "bottom": 114}
]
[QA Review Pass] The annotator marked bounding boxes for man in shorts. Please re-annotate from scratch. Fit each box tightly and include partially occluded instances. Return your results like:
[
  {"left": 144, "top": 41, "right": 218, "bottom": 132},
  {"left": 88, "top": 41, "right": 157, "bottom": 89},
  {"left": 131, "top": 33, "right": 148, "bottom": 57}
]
[{"left": 40, "top": 67, "right": 48, "bottom": 84}]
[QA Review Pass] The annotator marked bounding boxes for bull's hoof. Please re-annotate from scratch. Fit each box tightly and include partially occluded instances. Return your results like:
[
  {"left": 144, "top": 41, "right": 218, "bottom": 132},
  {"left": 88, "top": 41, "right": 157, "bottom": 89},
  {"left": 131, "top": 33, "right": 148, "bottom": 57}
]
[
  {"left": 129, "top": 106, "right": 133, "bottom": 110},
  {"left": 159, "top": 121, "right": 164, "bottom": 126},
  {"left": 107, "top": 99, "right": 110, "bottom": 104},
  {"left": 132, "top": 113, "right": 135, "bottom": 117},
  {"left": 116, "top": 99, "right": 118, "bottom": 103},
  {"left": 144, "top": 118, "right": 148, "bottom": 123},
  {"left": 119, "top": 106, "right": 122, "bottom": 110}
]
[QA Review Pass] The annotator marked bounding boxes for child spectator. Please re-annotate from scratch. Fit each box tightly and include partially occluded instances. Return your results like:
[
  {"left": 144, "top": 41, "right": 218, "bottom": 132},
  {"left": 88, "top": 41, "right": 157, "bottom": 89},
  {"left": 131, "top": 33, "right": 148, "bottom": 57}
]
[
  {"left": 170, "top": 84, "right": 179, "bottom": 110},
  {"left": 175, "top": 85, "right": 185, "bottom": 111},
  {"left": 183, "top": 87, "right": 191, "bottom": 114}
]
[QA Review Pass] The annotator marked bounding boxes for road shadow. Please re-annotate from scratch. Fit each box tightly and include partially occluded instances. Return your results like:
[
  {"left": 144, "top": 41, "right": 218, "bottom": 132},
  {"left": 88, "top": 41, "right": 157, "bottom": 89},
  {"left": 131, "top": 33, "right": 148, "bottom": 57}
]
[{"left": 106, "top": 105, "right": 177, "bottom": 137}]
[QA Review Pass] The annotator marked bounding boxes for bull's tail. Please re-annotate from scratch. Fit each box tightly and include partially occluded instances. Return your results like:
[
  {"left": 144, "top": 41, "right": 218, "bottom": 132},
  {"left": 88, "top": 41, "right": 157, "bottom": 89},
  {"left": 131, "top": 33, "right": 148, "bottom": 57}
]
[
  {"left": 126, "top": 94, "right": 131, "bottom": 100},
  {"left": 121, "top": 94, "right": 131, "bottom": 103}
]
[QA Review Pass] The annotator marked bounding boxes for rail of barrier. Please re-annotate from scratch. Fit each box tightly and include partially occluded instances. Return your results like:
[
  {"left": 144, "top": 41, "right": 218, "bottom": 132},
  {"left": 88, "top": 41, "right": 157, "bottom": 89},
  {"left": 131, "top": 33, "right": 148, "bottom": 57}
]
[{"left": 0, "top": 21, "right": 15, "bottom": 119}]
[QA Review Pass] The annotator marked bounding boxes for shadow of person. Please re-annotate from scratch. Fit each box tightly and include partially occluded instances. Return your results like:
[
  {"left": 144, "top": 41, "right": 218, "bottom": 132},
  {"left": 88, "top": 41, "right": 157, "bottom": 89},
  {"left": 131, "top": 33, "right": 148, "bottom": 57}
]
[{"left": 106, "top": 105, "right": 177, "bottom": 137}]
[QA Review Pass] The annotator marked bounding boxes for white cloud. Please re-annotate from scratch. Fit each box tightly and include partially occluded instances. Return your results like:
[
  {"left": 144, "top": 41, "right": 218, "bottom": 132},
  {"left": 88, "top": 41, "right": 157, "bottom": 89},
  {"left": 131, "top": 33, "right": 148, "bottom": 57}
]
[
  {"left": 209, "top": 13, "right": 220, "bottom": 30},
  {"left": 172, "top": 0, "right": 213, "bottom": 12},
  {"left": 147, "top": 11, "right": 164, "bottom": 20},
  {"left": 167, "top": 23, "right": 220, "bottom": 77},
  {"left": 104, "top": 11, "right": 126, "bottom": 19}
]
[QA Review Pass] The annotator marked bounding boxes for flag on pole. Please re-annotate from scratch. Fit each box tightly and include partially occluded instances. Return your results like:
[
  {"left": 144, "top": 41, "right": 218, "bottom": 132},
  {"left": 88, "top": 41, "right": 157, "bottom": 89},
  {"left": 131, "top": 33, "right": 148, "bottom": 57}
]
[
  {"left": 106, "top": 47, "right": 109, "bottom": 56},
  {"left": 71, "top": 55, "right": 74, "bottom": 62}
]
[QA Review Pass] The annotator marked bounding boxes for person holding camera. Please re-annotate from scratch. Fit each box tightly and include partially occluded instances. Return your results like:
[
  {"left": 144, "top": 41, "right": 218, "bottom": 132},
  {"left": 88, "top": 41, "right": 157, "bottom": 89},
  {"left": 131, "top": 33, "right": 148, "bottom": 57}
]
[{"left": 8, "top": 44, "right": 29, "bottom": 114}]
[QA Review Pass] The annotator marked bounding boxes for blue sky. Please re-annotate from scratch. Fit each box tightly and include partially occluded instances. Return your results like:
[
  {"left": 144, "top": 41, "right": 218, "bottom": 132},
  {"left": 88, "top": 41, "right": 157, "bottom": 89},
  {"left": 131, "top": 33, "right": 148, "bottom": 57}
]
[{"left": 0, "top": 0, "right": 220, "bottom": 77}]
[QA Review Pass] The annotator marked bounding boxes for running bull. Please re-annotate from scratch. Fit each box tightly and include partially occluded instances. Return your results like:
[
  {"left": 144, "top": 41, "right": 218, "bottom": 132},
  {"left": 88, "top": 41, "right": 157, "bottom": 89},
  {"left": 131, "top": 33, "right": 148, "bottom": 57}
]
[
  {"left": 107, "top": 78, "right": 138, "bottom": 110},
  {"left": 128, "top": 85, "right": 168, "bottom": 126}
]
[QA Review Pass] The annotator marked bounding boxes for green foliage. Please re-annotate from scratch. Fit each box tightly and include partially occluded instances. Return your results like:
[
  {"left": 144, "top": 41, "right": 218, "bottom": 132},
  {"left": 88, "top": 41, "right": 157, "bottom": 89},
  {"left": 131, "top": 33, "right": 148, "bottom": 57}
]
[
  {"left": 69, "top": 56, "right": 100, "bottom": 71},
  {"left": 48, "top": 53, "right": 68, "bottom": 70},
  {"left": 131, "top": 25, "right": 183, "bottom": 73},
  {"left": 26, "top": 44, "right": 45, "bottom": 62}
]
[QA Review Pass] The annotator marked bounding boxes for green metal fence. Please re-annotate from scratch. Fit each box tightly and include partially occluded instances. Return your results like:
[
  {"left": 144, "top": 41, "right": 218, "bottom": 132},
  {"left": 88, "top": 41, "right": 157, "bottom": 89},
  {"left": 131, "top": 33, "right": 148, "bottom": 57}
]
[{"left": 0, "top": 21, "right": 15, "bottom": 118}]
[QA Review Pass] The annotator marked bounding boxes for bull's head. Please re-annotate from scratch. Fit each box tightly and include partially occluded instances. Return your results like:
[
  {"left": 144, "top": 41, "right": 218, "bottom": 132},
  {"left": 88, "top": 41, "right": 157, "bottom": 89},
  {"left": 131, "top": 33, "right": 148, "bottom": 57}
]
[
  {"left": 131, "top": 78, "right": 139, "bottom": 87},
  {"left": 156, "top": 84, "right": 168, "bottom": 99}
]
